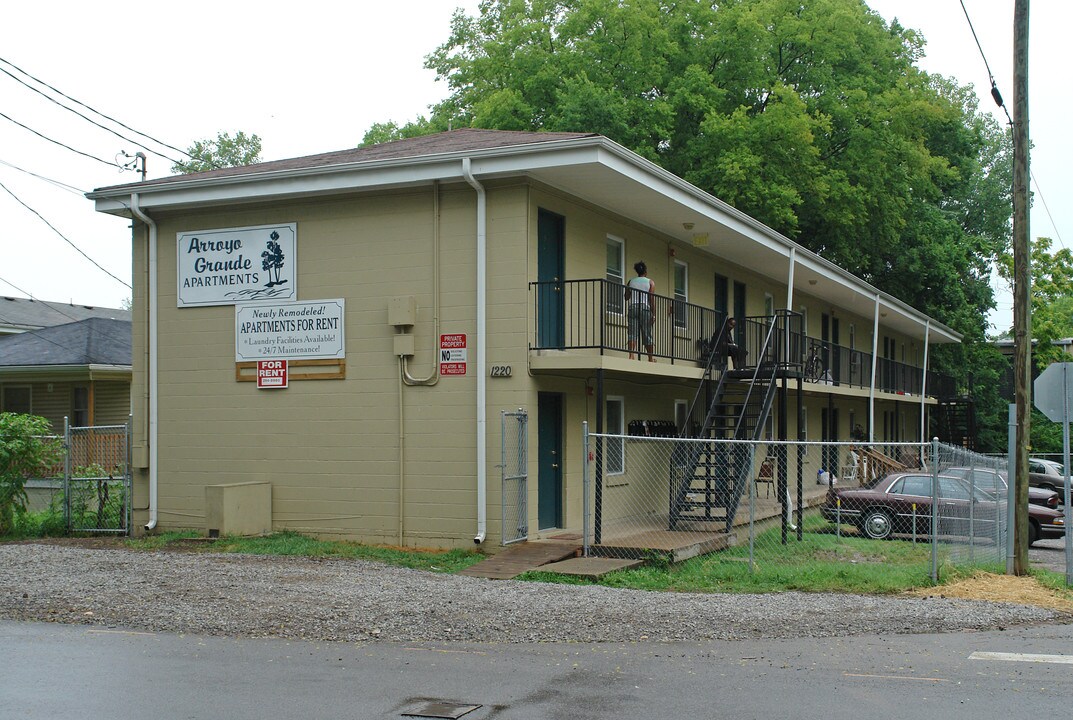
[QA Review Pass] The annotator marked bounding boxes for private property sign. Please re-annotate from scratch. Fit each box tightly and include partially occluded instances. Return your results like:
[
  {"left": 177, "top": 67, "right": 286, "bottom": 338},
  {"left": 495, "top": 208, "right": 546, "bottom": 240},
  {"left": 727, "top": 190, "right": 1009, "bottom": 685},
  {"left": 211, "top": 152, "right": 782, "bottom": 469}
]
[
  {"left": 440, "top": 334, "right": 467, "bottom": 376},
  {"left": 177, "top": 223, "right": 296, "bottom": 307},
  {"left": 236, "top": 299, "right": 345, "bottom": 361},
  {"left": 256, "top": 360, "right": 288, "bottom": 389}
]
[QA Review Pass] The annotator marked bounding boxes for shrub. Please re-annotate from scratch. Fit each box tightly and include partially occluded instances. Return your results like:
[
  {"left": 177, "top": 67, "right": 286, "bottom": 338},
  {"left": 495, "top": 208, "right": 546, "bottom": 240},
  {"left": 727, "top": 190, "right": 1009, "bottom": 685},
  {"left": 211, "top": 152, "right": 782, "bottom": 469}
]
[{"left": 0, "top": 413, "right": 62, "bottom": 535}]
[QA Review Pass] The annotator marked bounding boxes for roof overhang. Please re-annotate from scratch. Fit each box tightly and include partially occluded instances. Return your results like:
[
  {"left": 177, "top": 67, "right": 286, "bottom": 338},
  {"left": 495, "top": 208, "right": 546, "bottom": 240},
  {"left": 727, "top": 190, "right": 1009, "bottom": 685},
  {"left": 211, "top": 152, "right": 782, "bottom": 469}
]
[
  {"left": 0, "top": 364, "right": 131, "bottom": 382},
  {"left": 90, "top": 135, "right": 959, "bottom": 344}
]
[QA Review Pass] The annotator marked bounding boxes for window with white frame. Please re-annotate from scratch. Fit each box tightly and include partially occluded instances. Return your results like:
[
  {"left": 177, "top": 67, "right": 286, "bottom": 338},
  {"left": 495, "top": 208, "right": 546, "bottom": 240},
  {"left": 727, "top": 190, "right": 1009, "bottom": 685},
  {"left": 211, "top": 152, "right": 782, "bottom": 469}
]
[
  {"left": 1, "top": 385, "right": 31, "bottom": 414},
  {"left": 72, "top": 386, "right": 89, "bottom": 427},
  {"left": 606, "top": 235, "right": 625, "bottom": 314},
  {"left": 674, "top": 399, "right": 690, "bottom": 436},
  {"left": 606, "top": 396, "right": 625, "bottom": 474},
  {"left": 673, "top": 260, "right": 688, "bottom": 328},
  {"left": 764, "top": 293, "right": 774, "bottom": 319}
]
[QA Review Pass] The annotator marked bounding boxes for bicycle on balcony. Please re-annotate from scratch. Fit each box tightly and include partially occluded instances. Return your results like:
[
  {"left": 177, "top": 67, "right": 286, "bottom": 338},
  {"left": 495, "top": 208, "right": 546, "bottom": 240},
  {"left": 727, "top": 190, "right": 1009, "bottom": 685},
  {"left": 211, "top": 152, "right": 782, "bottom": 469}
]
[{"left": 803, "top": 346, "right": 824, "bottom": 383}]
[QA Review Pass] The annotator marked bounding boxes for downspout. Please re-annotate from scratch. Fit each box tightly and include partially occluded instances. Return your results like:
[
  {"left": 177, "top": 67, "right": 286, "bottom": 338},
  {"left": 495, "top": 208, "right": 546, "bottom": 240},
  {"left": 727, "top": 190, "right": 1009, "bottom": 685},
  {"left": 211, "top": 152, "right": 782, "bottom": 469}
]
[
  {"left": 919, "top": 320, "right": 930, "bottom": 447},
  {"left": 130, "top": 193, "right": 158, "bottom": 531},
  {"left": 785, "top": 247, "right": 795, "bottom": 369},
  {"left": 461, "top": 158, "right": 488, "bottom": 544},
  {"left": 869, "top": 294, "right": 880, "bottom": 443}
]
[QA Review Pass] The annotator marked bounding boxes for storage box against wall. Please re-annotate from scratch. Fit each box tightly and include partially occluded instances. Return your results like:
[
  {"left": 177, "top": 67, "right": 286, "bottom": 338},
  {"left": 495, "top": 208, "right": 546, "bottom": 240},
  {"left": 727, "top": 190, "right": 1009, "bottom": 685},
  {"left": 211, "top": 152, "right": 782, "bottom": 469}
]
[{"left": 205, "top": 481, "right": 272, "bottom": 537}]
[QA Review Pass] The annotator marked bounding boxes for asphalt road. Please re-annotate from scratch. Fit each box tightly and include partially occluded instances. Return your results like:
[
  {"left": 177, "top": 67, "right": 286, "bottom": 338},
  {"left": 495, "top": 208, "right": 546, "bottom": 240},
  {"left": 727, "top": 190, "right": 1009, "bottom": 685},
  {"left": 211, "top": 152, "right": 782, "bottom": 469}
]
[
  {"left": 3, "top": 619, "right": 1071, "bottom": 719},
  {"left": 1030, "top": 538, "right": 1069, "bottom": 574}
]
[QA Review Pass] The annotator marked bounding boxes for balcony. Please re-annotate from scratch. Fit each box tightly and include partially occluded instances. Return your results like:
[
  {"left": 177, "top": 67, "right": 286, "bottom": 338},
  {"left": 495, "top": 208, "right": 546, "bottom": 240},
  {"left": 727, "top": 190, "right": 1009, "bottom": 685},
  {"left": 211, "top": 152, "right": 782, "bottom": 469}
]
[{"left": 529, "top": 279, "right": 955, "bottom": 398}]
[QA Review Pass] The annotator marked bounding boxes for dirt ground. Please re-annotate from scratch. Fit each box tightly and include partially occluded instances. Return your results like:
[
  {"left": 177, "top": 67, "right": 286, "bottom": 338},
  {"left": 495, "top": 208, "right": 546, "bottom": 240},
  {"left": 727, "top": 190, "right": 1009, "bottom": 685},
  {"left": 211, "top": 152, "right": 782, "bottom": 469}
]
[{"left": 14, "top": 536, "right": 1073, "bottom": 614}]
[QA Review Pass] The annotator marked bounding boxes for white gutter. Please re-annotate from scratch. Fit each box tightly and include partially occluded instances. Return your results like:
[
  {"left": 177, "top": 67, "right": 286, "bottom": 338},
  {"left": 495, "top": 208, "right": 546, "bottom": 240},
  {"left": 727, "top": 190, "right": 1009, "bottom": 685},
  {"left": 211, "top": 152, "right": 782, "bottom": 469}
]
[
  {"left": 785, "top": 247, "right": 796, "bottom": 363},
  {"left": 461, "top": 158, "right": 487, "bottom": 545},
  {"left": 130, "top": 193, "right": 158, "bottom": 531},
  {"left": 920, "top": 320, "right": 931, "bottom": 446},
  {"left": 869, "top": 295, "right": 881, "bottom": 443}
]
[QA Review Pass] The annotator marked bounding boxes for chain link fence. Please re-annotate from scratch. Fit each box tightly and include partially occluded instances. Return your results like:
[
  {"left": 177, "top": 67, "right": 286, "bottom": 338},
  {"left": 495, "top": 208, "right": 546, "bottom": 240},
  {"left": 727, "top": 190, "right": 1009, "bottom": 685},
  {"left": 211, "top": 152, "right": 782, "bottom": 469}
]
[
  {"left": 501, "top": 410, "right": 528, "bottom": 545},
  {"left": 583, "top": 429, "right": 1052, "bottom": 581},
  {"left": 25, "top": 419, "right": 131, "bottom": 535}
]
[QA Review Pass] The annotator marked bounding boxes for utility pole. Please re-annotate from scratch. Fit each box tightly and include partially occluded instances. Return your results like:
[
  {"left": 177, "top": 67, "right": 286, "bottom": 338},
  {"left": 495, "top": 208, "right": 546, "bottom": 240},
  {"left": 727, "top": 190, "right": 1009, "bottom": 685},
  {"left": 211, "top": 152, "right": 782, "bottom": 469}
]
[{"left": 1012, "top": 0, "right": 1031, "bottom": 575}]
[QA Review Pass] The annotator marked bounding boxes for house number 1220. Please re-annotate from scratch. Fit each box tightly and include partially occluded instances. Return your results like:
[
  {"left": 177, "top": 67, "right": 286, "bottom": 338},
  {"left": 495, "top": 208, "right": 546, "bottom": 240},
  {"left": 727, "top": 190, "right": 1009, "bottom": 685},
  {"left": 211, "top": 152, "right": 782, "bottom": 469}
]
[{"left": 490, "top": 365, "right": 513, "bottom": 377}]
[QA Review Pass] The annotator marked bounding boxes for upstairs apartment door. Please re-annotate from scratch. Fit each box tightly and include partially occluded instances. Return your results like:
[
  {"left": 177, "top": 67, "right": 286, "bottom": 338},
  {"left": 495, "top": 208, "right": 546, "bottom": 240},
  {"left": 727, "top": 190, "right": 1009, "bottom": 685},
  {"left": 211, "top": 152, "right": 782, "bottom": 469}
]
[{"left": 537, "top": 209, "right": 565, "bottom": 348}]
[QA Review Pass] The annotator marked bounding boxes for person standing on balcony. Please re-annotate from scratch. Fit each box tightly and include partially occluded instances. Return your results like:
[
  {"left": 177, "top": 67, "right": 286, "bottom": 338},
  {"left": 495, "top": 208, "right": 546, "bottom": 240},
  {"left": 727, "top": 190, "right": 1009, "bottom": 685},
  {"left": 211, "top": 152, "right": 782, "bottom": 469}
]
[{"left": 625, "top": 261, "right": 655, "bottom": 361}]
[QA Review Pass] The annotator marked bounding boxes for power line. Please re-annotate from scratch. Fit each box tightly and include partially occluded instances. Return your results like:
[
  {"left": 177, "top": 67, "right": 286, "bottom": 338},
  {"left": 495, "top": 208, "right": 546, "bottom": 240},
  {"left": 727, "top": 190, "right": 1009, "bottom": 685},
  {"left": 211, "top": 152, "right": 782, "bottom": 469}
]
[
  {"left": 957, "top": 0, "right": 1014, "bottom": 126},
  {"left": 0, "top": 64, "right": 184, "bottom": 167},
  {"left": 1029, "top": 169, "right": 1067, "bottom": 251},
  {"left": 0, "top": 110, "right": 119, "bottom": 169},
  {"left": 0, "top": 180, "right": 131, "bottom": 290},
  {"left": 0, "top": 56, "right": 193, "bottom": 164},
  {"left": 0, "top": 157, "right": 85, "bottom": 196},
  {"left": 955, "top": 3, "right": 1065, "bottom": 252}
]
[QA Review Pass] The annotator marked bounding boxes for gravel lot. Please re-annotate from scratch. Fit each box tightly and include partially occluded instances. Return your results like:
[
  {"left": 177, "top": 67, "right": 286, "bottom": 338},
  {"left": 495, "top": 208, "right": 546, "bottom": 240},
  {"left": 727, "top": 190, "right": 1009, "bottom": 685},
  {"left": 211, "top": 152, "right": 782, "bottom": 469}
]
[{"left": 0, "top": 543, "right": 1068, "bottom": 643}]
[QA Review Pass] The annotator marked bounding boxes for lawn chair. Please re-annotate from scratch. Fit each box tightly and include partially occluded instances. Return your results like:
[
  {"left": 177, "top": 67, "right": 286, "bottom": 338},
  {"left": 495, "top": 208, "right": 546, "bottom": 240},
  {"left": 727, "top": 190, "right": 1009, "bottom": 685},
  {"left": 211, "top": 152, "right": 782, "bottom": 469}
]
[{"left": 755, "top": 457, "right": 775, "bottom": 497}]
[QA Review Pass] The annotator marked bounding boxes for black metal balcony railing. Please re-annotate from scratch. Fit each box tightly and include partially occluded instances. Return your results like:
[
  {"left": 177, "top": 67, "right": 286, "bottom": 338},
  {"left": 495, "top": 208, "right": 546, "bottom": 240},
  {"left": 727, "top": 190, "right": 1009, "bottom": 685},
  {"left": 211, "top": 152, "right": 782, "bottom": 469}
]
[
  {"left": 529, "top": 279, "right": 955, "bottom": 397},
  {"left": 531, "top": 278, "right": 725, "bottom": 364}
]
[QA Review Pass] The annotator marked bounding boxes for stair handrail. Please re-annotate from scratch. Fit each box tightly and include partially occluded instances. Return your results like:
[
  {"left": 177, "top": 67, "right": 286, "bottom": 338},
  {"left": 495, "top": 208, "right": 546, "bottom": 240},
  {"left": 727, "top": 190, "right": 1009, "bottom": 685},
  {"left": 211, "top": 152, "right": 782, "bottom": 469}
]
[
  {"left": 731, "top": 313, "right": 783, "bottom": 439},
  {"left": 678, "top": 314, "right": 730, "bottom": 438}
]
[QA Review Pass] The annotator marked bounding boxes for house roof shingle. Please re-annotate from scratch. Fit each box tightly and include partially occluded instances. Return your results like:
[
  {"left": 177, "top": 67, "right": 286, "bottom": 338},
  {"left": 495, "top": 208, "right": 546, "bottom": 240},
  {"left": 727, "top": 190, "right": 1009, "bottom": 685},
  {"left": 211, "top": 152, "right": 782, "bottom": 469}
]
[
  {"left": 0, "top": 296, "right": 130, "bottom": 334},
  {"left": 0, "top": 318, "right": 131, "bottom": 367},
  {"left": 96, "top": 129, "right": 598, "bottom": 193}
]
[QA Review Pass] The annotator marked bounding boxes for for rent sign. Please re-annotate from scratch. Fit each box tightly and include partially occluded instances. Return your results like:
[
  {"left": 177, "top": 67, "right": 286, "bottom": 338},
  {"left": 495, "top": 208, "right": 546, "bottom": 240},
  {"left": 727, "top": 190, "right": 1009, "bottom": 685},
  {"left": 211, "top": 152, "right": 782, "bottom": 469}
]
[
  {"left": 256, "top": 360, "right": 288, "bottom": 388},
  {"left": 236, "top": 299, "right": 345, "bottom": 361},
  {"left": 177, "top": 223, "right": 297, "bottom": 307}
]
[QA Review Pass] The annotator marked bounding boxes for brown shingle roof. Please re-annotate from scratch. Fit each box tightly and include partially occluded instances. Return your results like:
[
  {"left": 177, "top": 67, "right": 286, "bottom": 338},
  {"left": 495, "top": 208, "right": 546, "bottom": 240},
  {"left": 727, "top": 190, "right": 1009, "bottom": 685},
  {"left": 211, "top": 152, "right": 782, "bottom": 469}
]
[{"left": 96, "top": 129, "right": 598, "bottom": 193}]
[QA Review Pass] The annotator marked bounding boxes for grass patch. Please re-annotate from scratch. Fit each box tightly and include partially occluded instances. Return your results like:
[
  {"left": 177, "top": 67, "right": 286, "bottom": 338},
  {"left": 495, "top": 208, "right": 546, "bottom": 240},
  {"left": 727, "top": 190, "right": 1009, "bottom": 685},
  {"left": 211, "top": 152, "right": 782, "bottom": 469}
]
[
  {"left": 521, "top": 515, "right": 956, "bottom": 594},
  {"left": 126, "top": 531, "right": 484, "bottom": 574},
  {"left": 0, "top": 507, "right": 67, "bottom": 540}
]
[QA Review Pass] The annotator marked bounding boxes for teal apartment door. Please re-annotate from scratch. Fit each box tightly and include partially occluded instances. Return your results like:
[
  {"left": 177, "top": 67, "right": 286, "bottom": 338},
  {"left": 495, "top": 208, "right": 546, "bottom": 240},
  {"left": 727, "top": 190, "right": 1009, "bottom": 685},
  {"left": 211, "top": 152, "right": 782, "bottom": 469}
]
[
  {"left": 537, "top": 210, "right": 565, "bottom": 348},
  {"left": 538, "top": 392, "right": 563, "bottom": 530}
]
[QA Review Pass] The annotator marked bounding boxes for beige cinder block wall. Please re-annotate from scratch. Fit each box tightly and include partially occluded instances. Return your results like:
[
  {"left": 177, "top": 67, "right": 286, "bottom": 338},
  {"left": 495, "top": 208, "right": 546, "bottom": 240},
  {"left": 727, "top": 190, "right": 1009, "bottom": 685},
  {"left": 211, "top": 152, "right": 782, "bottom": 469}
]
[{"left": 130, "top": 181, "right": 539, "bottom": 548}]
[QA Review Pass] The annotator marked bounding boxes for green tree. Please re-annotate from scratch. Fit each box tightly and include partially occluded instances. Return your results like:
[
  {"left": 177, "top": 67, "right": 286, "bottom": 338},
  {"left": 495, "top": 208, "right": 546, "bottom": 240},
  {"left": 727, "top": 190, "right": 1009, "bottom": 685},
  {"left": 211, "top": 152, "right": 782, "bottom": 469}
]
[
  {"left": 172, "top": 130, "right": 262, "bottom": 174},
  {"left": 0, "top": 413, "right": 60, "bottom": 535},
  {"left": 373, "top": 0, "right": 1015, "bottom": 445},
  {"left": 997, "top": 237, "right": 1073, "bottom": 367}
]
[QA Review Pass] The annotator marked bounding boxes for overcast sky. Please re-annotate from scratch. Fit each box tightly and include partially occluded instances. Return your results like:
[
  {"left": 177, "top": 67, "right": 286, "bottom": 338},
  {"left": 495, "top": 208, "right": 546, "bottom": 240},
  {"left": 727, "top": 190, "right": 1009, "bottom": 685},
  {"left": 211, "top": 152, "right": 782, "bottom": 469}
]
[{"left": 1, "top": 1, "right": 1067, "bottom": 334}]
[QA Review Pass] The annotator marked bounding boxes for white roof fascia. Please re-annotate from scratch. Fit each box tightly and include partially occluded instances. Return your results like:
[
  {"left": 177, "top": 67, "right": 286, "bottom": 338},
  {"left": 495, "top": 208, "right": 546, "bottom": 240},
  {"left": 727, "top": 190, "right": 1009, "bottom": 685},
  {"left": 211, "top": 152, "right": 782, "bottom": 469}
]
[
  {"left": 592, "top": 141, "right": 962, "bottom": 343},
  {"left": 90, "top": 134, "right": 958, "bottom": 342}
]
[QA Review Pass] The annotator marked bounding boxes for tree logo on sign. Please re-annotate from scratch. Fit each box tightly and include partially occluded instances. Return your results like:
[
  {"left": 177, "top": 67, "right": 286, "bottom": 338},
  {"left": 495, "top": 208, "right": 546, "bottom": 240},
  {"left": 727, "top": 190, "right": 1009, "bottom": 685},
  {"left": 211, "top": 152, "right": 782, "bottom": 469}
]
[{"left": 262, "top": 231, "right": 287, "bottom": 288}]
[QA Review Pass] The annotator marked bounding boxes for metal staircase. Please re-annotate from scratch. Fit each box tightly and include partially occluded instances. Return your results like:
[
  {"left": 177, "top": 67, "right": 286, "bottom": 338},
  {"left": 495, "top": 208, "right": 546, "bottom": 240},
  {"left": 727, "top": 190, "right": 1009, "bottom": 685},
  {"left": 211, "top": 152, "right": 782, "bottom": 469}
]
[
  {"left": 933, "top": 397, "right": 977, "bottom": 450},
  {"left": 669, "top": 315, "right": 784, "bottom": 532}
]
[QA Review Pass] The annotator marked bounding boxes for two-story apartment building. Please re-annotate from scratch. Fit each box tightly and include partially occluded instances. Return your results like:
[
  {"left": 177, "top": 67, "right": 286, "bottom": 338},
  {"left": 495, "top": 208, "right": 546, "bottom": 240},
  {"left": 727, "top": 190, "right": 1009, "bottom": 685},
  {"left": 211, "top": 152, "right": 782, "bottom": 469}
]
[{"left": 90, "top": 129, "right": 959, "bottom": 548}]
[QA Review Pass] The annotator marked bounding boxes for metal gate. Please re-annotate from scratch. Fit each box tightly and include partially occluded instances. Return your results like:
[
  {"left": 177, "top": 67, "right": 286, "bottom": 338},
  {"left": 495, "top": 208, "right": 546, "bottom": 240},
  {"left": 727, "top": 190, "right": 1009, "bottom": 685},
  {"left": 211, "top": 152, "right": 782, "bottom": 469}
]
[
  {"left": 65, "top": 419, "right": 132, "bottom": 534},
  {"left": 501, "top": 409, "right": 528, "bottom": 545}
]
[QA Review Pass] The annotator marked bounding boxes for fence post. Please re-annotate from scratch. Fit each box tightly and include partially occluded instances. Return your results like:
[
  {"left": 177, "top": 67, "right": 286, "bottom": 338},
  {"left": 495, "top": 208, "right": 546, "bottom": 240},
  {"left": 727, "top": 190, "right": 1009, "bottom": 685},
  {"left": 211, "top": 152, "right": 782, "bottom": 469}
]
[
  {"left": 583, "top": 421, "right": 590, "bottom": 558},
  {"left": 748, "top": 441, "right": 756, "bottom": 573},
  {"left": 930, "top": 437, "right": 939, "bottom": 583},
  {"left": 1006, "top": 404, "right": 1016, "bottom": 575},
  {"left": 63, "top": 416, "right": 71, "bottom": 533}
]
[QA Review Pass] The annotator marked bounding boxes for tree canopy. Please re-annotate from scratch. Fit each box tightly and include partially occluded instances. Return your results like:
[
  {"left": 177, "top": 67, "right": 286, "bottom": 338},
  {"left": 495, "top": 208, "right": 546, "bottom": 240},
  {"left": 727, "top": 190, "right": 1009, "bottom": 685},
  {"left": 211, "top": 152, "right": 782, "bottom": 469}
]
[
  {"left": 366, "top": 0, "right": 1017, "bottom": 446},
  {"left": 172, "top": 130, "right": 262, "bottom": 174}
]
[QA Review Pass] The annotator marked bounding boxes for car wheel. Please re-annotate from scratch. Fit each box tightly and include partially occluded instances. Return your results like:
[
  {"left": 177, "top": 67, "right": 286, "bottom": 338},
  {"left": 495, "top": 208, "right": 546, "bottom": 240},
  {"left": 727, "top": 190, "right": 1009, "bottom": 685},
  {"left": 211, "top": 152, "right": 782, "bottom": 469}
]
[
  {"left": 1029, "top": 520, "right": 1040, "bottom": 546},
  {"left": 861, "top": 508, "right": 894, "bottom": 540}
]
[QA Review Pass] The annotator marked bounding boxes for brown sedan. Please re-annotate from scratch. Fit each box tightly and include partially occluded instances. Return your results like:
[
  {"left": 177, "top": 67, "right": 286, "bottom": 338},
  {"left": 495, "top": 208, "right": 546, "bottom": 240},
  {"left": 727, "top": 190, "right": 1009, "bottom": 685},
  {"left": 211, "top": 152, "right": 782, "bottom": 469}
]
[{"left": 822, "top": 471, "right": 1065, "bottom": 545}]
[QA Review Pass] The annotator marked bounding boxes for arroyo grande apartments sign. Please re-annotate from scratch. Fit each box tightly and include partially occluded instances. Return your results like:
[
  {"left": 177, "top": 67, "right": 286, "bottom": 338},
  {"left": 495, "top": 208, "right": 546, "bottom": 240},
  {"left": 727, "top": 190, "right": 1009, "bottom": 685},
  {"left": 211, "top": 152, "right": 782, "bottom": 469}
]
[{"left": 177, "top": 223, "right": 297, "bottom": 307}]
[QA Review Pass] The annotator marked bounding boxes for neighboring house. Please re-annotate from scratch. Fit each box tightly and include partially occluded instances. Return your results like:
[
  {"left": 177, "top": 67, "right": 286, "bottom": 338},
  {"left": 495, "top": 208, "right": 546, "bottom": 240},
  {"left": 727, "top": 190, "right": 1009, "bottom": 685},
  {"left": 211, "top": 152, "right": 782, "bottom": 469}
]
[
  {"left": 0, "top": 317, "right": 132, "bottom": 431},
  {"left": 89, "top": 129, "right": 961, "bottom": 548},
  {"left": 0, "top": 295, "right": 130, "bottom": 336}
]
